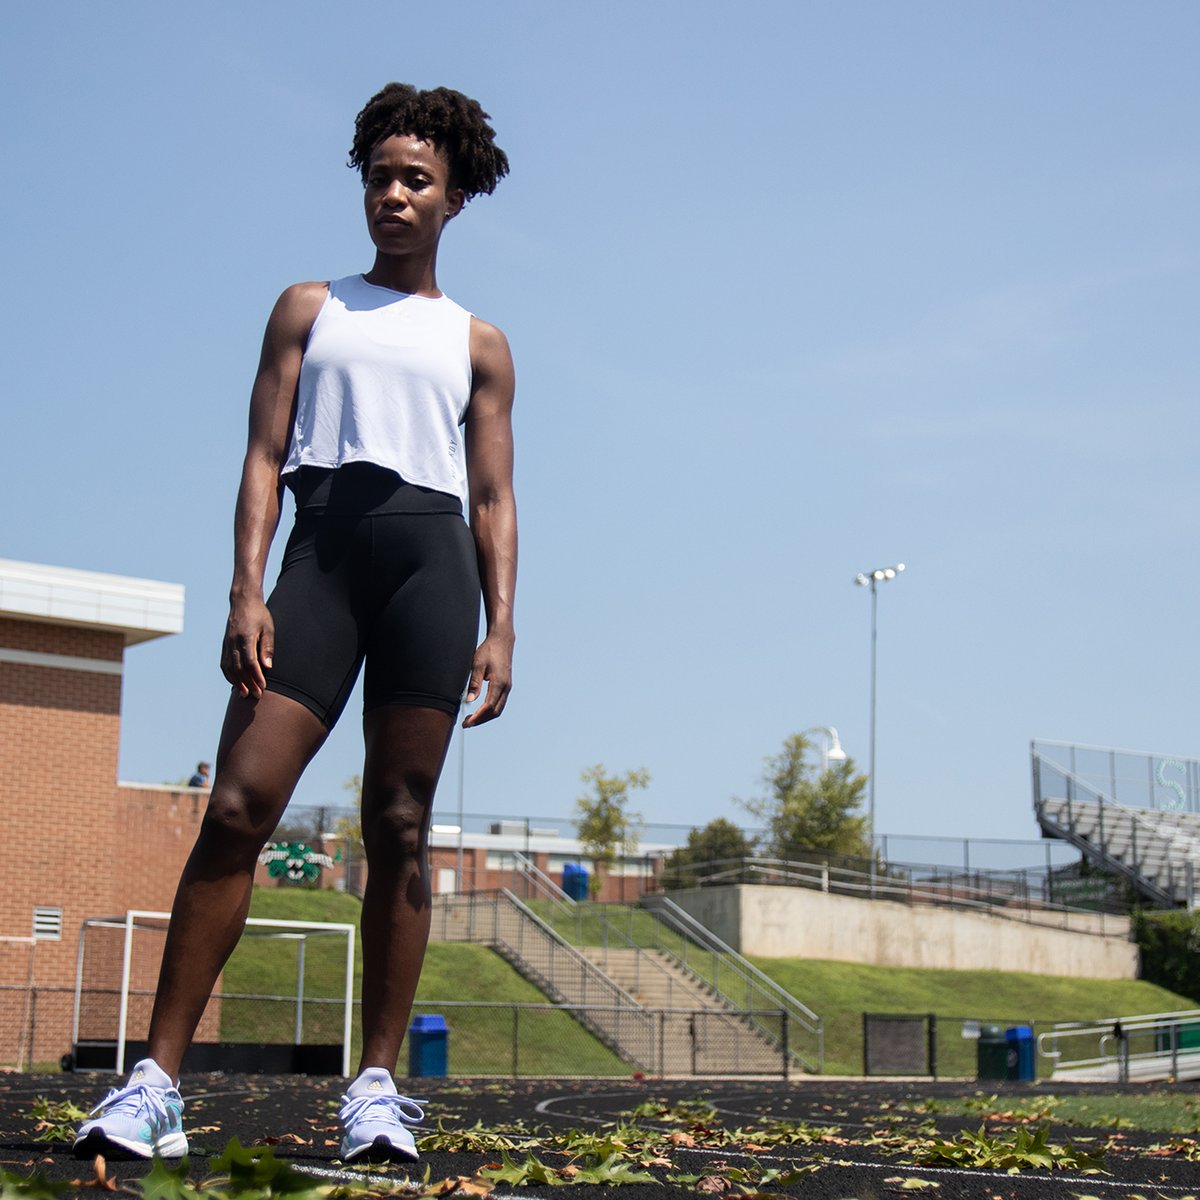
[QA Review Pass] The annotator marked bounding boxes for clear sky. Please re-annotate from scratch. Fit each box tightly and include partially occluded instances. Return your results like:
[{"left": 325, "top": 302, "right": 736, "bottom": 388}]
[{"left": 3, "top": 1, "right": 1196, "bottom": 861}]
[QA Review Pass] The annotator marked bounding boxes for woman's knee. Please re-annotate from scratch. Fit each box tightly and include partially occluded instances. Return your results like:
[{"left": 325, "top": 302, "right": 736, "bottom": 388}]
[
  {"left": 196, "top": 787, "right": 281, "bottom": 859},
  {"left": 362, "top": 794, "right": 429, "bottom": 865}
]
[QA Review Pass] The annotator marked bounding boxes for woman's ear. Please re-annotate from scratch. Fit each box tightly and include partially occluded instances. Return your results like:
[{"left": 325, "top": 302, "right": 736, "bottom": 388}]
[{"left": 444, "top": 189, "right": 466, "bottom": 221}]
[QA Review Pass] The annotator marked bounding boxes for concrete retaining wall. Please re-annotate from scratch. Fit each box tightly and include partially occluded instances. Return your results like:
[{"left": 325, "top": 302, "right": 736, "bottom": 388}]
[{"left": 670, "top": 885, "right": 1139, "bottom": 980}]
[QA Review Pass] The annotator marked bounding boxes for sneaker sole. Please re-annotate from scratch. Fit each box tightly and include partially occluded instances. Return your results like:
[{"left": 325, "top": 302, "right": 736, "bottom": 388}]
[
  {"left": 73, "top": 1130, "right": 189, "bottom": 1161},
  {"left": 341, "top": 1135, "right": 419, "bottom": 1164}
]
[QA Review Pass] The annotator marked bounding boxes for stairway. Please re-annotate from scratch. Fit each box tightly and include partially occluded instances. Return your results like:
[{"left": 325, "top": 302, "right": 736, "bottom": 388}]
[
  {"left": 430, "top": 892, "right": 798, "bottom": 1075},
  {"left": 579, "top": 947, "right": 789, "bottom": 1073}
]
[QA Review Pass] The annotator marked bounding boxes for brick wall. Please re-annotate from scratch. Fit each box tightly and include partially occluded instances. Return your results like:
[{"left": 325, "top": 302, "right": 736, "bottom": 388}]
[
  {"left": 0, "top": 619, "right": 220, "bottom": 1066},
  {"left": 0, "top": 618, "right": 124, "bottom": 1065}
]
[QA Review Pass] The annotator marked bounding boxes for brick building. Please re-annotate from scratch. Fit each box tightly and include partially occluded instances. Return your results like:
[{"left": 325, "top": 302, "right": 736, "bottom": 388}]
[{"left": 0, "top": 557, "right": 193, "bottom": 1068}]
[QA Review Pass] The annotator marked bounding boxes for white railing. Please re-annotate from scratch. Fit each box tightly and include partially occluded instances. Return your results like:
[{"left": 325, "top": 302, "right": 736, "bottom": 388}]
[{"left": 1038, "top": 1008, "right": 1200, "bottom": 1083}]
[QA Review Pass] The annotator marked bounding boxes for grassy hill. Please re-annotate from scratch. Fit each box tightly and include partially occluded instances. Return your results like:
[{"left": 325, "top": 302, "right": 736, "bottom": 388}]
[{"left": 753, "top": 956, "right": 1193, "bottom": 1075}]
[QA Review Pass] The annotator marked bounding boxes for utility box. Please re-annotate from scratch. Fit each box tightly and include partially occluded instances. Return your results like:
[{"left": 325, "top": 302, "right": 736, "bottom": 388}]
[
  {"left": 407, "top": 1014, "right": 448, "bottom": 1077},
  {"left": 562, "top": 861, "right": 590, "bottom": 901},
  {"left": 1005, "top": 1025, "right": 1036, "bottom": 1082},
  {"left": 976, "top": 1025, "right": 1007, "bottom": 1081}
]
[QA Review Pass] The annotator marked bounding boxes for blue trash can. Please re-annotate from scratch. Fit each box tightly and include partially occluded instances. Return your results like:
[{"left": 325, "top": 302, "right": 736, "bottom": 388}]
[
  {"left": 1005, "top": 1025, "right": 1035, "bottom": 1082},
  {"left": 408, "top": 1014, "right": 448, "bottom": 1077},
  {"left": 562, "top": 861, "right": 589, "bottom": 901}
]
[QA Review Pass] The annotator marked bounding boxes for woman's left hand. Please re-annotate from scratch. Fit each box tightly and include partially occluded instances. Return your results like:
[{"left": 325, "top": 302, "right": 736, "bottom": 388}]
[{"left": 462, "top": 630, "right": 513, "bottom": 726}]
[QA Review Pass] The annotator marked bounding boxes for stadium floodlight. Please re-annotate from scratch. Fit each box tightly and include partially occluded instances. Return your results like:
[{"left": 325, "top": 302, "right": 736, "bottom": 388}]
[{"left": 854, "top": 563, "right": 906, "bottom": 857}]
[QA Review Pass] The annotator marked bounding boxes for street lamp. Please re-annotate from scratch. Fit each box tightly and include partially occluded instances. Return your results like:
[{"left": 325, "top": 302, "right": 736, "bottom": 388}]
[
  {"left": 854, "top": 563, "right": 905, "bottom": 856},
  {"left": 806, "top": 726, "right": 847, "bottom": 774}
]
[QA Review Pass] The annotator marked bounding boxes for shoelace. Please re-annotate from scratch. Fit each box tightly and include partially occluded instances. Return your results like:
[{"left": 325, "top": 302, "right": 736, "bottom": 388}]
[
  {"left": 91, "top": 1082, "right": 176, "bottom": 1129},
  {"left": 340, "top": 1093, "right": 426, "bottom": 1128}
]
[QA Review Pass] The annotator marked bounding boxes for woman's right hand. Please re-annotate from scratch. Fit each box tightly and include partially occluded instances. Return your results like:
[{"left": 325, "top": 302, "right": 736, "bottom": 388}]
[{"left": 221, "top": 597, "right": 275, "bottom": 697}]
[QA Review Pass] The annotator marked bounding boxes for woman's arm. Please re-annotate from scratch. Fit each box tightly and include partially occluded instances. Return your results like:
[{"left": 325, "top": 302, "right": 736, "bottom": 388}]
[
  {"left": 221, "top": 282, "right": 327, "bottom": 698},
  {"left": 463, "top": 316, "right": 517, "bottom": 726}
]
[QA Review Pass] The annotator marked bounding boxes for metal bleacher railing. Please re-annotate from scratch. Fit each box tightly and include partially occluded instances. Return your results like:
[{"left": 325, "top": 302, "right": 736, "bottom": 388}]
[{"left": 1033, "top": 742, "right": 1200, "bottom": 907}]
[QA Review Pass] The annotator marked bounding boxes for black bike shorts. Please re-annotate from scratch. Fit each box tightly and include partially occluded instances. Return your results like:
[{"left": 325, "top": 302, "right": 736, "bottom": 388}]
[{"left": 263, "top": 464, "right": 480, "bottom": 728}]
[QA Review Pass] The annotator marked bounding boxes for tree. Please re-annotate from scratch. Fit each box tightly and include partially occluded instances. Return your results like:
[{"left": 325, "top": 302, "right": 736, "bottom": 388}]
[
  {"left": 335, "top": 774, "right": 363, "bottom": 844},
  {"left": 740, "top": 733, "right": 870, "bottom": 861},
  {"left": 574, "top": 764, "right": 648, "bottom": 899},
  {"left": 662, "top": 817, "right": 755, "bottom": 890}
]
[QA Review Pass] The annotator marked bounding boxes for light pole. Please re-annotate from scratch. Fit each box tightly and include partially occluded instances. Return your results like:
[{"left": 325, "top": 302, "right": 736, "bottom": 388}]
[
  {"left": 806, "top": 726, "right": 847, "bottom": 775},
  {"left": 854, "top": 563, "right": 905, "bottom": 856}
]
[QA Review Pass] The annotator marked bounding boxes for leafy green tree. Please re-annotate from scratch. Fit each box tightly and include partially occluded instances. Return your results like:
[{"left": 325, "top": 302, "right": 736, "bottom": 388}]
[
  {"left": 662, "top": 817, "right": 755, "bottom": 890},
  {"left": 335, "top": 774, "right": 363, "bottom": 844},
  {"left": 741, "top": 733, "right": 870, "bottom": 861},
  {"left": 574, "top": 764, "right": 648, "bottom": 898}
]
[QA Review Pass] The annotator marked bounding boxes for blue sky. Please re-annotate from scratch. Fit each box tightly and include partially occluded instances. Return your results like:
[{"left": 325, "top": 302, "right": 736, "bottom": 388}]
[{"left": 3, "top": 2, "right": 1197, "bottom": 860}]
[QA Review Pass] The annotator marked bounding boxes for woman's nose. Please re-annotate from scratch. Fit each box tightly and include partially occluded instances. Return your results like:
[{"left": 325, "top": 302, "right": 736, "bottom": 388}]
[{"left": 383, "top": 181, "right": 406, "bottom": 206}]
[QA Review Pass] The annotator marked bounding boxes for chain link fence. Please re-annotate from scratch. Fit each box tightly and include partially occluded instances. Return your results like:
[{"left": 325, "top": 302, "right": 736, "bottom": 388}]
[{"left": 5, "top": 987, "right": 794, "bottom": 1078}]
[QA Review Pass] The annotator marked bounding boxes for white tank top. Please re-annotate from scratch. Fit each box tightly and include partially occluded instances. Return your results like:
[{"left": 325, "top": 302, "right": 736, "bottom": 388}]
[{"left": 282, "top": 275, "right": 474, "bottom": 507}]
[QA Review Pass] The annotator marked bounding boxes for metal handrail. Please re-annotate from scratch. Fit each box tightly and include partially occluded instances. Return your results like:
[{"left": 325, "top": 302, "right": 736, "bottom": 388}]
[
  {"left": 639, "top": 894, "right": 823, "bottom": 1073},
  {"left": 1037, "top": 1008, "right": 1200, "bottom": 1083},
  {"left": 509, "top": 852, "right": 575, "bottom": 911},
  {"left": 667, "top": 853, "right": 1128, "bottom": 929},
  {"left": 432, "top": 890, "right": 658, "bottom": 1069}
]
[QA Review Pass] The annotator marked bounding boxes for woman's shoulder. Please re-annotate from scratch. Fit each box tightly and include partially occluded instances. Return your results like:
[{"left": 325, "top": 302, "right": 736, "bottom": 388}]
[
  {"left": 469, "top": 315, "right": 514, "bottom": 385},
  {"left": 266, "top": 281, "right": 330, "bottom": 339},
  {"left": 468, "top": 314, "right": 510, "bottom": 353}
]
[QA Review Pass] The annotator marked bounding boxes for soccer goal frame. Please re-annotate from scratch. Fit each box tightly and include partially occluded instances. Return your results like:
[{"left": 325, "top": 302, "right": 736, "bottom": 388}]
[{"left": 72, "top": 910, "right": 357, "bottom": 1076}]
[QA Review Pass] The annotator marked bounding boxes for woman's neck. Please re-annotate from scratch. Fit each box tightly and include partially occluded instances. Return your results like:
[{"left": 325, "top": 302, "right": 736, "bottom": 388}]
[{"left": 363, "top": 253, "right": 442, "bottom": 298}]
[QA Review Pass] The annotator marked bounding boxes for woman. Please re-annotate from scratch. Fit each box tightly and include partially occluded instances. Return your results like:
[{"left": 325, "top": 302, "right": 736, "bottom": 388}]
[{"left": 74, "top": 83, "right": 516, "bottom": 1165}]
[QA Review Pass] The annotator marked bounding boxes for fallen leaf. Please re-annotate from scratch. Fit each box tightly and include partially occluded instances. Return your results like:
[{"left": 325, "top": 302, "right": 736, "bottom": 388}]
[
  {"left": 669, "top": 1131, "right": 696, "bottom": 1147},
  {"left": 70, "top": 1154, "right": 118, "bottom": 1192},
  {"left": 255, "top": 1132, "right": 310, "bottom": 1146},
  {"left": 697, "top": 1175, "right": 733, "bottom": 1193}
]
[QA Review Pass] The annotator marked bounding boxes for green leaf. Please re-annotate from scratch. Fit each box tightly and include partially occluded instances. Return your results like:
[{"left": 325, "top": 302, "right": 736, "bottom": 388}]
[
  {"left": 209, "top": 1138, "right": 329, "bottom": 1196},
  {"left": 569, "top": 1154, "right": 655, "bottom": 1186},
  {"left": 0, "top": 1167, "right": 68, "bottom": 1199},
  {"left": 478, "top": 1151, "right": 564, "bottom": 1187}
]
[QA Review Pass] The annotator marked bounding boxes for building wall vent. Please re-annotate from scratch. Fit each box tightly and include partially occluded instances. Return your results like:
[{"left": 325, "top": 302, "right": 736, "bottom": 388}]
[{"left": 33, "top": 907, "right": 63, "bottom": 940}]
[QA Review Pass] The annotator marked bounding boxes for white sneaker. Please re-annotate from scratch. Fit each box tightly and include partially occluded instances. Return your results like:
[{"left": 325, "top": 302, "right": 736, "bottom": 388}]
[
  {"left": 73, "top": 1058, "right": 188, "bottom": 1160},
  {"left": 338, "top": 1068, "right": 424, "bottom": 1163}
]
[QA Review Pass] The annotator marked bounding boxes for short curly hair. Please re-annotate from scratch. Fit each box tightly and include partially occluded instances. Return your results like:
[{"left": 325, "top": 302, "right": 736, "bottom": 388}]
[{"left": 349, "top": 83, "right": 510, "bottom": 200}]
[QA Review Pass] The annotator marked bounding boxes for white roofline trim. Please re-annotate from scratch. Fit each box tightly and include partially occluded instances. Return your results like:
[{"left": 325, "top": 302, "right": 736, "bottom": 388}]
[
  {"left": 0, "top": 647, "right": 122, "bottom": 677},
  {"left": 0, "top": 557, "right": 184, "bottom": 645}
]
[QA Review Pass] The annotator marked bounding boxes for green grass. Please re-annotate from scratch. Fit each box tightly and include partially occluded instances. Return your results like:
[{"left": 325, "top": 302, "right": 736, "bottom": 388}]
[
  {"left": 750, "top": 956, "right": 1195, "bottom": 1076},
  {"left": 912, "top": 1090, "right": 1200, "bottom": 1133},
  {"left": 217, "top": 887, "right": 629, "bottom": 1075}
]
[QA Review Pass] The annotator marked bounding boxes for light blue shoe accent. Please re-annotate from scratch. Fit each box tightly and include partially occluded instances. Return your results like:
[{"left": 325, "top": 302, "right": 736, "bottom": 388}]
[
  {"left": 339, "top": 1068, "right": 424, "bottom": 1162},
  {"left": 73, "top": 1058, "right": 188, "bottom": 1160}
]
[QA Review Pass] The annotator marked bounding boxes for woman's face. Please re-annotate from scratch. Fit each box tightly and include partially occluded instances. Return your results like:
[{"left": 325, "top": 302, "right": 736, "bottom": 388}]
[{"left": 364, "top": 134, "right": 464, "bottom": 259}]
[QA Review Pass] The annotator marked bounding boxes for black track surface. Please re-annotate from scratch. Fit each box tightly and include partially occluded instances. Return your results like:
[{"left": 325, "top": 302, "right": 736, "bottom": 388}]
[{"left": 2, "top": 1073, "right": 1199, "bottom": 1197}]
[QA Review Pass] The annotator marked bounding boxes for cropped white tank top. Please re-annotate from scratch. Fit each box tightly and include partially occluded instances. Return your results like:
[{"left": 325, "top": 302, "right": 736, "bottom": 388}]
[{"left": 282, "top": 274, "right": 474, "bottom": 507}]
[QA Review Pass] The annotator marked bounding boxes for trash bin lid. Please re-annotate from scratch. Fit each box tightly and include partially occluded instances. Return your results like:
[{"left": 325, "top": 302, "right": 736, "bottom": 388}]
[
  {"left": 410, "top": 1014, "right": 448, "bottom": 1032},
  {"left": 1005, "top": 1024, "right": 1033, "bottom": 1041}
]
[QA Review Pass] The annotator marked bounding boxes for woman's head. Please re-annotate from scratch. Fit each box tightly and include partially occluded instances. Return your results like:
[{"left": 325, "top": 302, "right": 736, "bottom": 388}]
[{"left": 349, "top": 83, "right": 509, "bottom": 201}]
